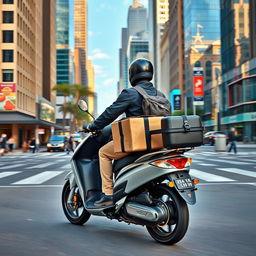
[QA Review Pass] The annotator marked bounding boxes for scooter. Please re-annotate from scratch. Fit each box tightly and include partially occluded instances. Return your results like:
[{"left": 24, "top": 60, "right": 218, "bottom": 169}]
[{"left": 61, "top": 98, "right": 198, "bottom": 245}]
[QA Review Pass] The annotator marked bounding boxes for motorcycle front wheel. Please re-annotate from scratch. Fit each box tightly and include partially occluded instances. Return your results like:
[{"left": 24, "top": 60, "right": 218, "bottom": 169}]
[
  {"left": 147, "top": 185, "right": 189, "bottom": 245},
  {"left": 62, "top": 180, "right": 91, "bottom": 225}
]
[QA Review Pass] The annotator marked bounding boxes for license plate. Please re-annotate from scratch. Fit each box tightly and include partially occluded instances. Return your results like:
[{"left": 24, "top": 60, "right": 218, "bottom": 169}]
[{"left": 174, "top": 178, "right": 194, "bottom": 190}]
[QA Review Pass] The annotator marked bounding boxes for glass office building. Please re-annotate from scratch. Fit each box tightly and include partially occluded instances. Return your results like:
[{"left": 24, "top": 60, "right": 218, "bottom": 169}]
[
  {"left": 56, "top": 0, "right": 71, "bottom": 85},
  {"left": 219, "top": 0, "right": 256, "bottom": 142},
  {"left": 183, "top": 0, "right": 221, "bottom": 102}
]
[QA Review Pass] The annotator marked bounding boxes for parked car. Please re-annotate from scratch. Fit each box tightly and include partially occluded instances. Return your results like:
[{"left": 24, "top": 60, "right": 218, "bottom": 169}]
[
  {"left": 47, "top": 135, "right": 67, "bottom": 152},
  {"left": 203, "top": 131, "right": 228, "bottom": 146}
]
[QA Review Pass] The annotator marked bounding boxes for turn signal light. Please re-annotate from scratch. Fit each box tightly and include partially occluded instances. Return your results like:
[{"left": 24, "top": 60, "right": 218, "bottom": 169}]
[
  {"left": 151, "top": 157, "right": 191, "bottom": 169},
  {"left": 168, "top": 181, "right": 175, "bottom": 187},
  {"left": 193, "top": 179, "right": 200, "bottom": 185}
]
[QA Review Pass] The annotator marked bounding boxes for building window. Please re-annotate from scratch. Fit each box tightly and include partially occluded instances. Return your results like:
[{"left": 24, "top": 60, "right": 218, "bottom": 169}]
[
  {"left": 2, "top": 69, "right": 14, "bottom": 82},
  {"left": 205, "top": 61, "right": 212, "bottom": 78},
  {"left": 3, "top": 0, "right": 14, "bottom": 3},
  {"left": 2, "top": 11, "right": 14, "bottom": 23},
  {"left": 3, "top": 30, "right": 13, "bottom": 43},
  {"left": 194, "top": 61, "right": 201, "bottom": 67},
  {"left": 2, "top": 50, "right": 14, "bottom": 62}
]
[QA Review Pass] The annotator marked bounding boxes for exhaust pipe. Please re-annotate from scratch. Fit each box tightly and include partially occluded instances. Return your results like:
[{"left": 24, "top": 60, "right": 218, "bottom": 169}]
[{"left": 125, "top": 202, "right": 169, "bottom": 225}]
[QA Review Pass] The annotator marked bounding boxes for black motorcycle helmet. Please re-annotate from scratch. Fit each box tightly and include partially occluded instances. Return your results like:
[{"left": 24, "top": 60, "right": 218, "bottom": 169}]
[{"left": 129, "top": 58, "right": 154, "bottom": 86}]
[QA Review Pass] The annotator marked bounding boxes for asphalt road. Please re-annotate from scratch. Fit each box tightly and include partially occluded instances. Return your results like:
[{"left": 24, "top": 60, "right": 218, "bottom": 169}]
[{"left": 0, "top": 148, "right": 255, "bottom": 256}]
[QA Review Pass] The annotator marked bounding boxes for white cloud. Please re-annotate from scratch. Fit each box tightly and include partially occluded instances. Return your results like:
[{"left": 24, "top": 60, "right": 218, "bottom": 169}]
[
  {"left": 93, "top": 64, "right": 108, "bottom": 78},
  {"left": 89, "top": 49, "right": 110, "bottom": 60},
  {"left": 103, "top": 78, "right": 115, "bottom": 87}
]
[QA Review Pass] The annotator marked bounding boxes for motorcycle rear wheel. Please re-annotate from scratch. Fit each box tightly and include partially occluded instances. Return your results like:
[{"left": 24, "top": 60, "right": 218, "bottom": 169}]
[
  {"left": 146, "top": 185, "right": 189, "bottom": 245},
  {"left": 62, "top": 181, "right": 91, "bottom": 225}
]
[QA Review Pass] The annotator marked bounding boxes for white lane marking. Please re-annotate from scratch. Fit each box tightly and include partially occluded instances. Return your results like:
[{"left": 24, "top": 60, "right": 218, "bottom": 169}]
[
  {"left": 217, "top": 168, "right": 256, "bottom": 178},
  {"left": 60, "top": 164, "right": 71, "bottom": 169},
  {"left": 218, "top": 157, "right": 256, "bottom": 163},
  {"left": 197, "top": 158, "right": 251, "bottom": 165},
  {"left": 0, "top": 171, "right": 22, "bottom": 179},
  {"left": 26, "top": 162, "right": 54, "bottom": 169},
  {"left": 0, "top": 185, "right": 63, "bottom": 188},
  {"left": 198, "top": 163, "right": 217, "bottom": 166},
  {"left": 197, "top": 182, "right": 256, "bottom": 186},
  {"left": 190, "top": 160, "right": 202, "bottom": 163},
  {"left": 12, "top": 171, "right": 64, "bottom": 185},
  {"left": 190, "top": 169, "right": 235, "bottom": 182},
  {"left": 0, "top": 164, "right": 26, "bottom": 170}
]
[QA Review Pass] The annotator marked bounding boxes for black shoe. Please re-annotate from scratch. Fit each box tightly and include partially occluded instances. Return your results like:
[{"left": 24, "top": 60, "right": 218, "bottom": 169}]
[{"left": 94, "top": 194, "right": 113, "bottom": 207}]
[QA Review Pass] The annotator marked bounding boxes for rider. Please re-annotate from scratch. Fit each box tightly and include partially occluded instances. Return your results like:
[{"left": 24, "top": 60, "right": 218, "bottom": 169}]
[{"left": 84, "top": 58, "right": 165, "bottom": 207}]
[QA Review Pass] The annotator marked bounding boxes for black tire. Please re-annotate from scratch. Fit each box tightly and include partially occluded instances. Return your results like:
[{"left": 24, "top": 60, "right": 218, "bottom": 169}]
[
  {"left": 62, "top": 181, "right": 91, "bottom": 225},
  {"left": 210, "top": 139, "right": 214, "bottom": 146},
  {"left": 146, "top": 185, "right": 189, "bottom": 245}
]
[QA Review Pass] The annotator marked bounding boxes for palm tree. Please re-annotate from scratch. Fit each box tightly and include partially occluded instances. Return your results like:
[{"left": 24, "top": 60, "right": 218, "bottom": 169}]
[
  {"left": 52, "top": 83, "right": 72, "bottom": 130},
  {"left": 71, "top": 84, "right": 94, "bottom": 105}
]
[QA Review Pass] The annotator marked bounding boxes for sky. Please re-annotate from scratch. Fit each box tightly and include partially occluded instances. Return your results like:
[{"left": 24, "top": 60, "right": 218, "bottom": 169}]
[{"left": 88, "top": 0, "right": 148, "bottom": 115}]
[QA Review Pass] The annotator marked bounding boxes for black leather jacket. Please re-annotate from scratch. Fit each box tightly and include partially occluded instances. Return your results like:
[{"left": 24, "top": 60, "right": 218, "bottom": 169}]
[{"left": 90, "top": 81, "right": 158, "bottom": 130}]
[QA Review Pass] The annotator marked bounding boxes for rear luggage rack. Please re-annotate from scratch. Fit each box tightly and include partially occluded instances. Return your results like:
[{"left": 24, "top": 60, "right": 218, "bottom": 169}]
[{"left": 134, "top": 147, "right": 193, "bottom": 163}]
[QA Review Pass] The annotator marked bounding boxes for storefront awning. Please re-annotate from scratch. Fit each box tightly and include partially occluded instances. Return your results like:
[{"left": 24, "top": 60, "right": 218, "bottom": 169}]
[{"left": 0, "top": 112, "right": 63, "bottom": 129}]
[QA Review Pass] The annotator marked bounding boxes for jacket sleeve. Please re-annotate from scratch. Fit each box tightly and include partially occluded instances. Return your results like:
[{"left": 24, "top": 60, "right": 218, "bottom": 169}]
[{"left": 90, "top": 89, "right": 132, "bottom": 130}]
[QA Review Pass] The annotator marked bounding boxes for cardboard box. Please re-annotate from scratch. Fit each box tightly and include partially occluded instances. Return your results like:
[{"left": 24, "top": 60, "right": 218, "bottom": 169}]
[{"left": 111, "top": 116, "right": 164, "bottom": 153}]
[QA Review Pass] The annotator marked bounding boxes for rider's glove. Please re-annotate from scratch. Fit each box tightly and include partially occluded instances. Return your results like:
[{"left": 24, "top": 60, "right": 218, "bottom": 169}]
[{"left": 83, "top": 123, "right": 94, "bottom": 132}]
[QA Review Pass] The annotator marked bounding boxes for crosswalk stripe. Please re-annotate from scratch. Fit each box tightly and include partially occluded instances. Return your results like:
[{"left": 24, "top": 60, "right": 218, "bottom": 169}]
[
  {"left": 217, "top": 168, "right": 256, "bottom": 178},
  {"left": 12, "top": 171, "right": 64, "bottom": 185},
  {"left": 60, "top": 164, "right": 71, "bottom": 169},
  {"left": 0, "top": 164, "right": 26, "bottom": 170},
  {"left": 196, "top": 158, "right": 250, "bottom": 165},
  {"left": 26, "top": 162, "right": 54, "bottom": 169},
  {"left": 190, "top": 169, "right": 235, "bottom": 182},
  {"left": 198, "top": 163, "right": 217, "bottom": 166},
  {"left": 0, "top": 171, "right": 22, "bottom": 179}
]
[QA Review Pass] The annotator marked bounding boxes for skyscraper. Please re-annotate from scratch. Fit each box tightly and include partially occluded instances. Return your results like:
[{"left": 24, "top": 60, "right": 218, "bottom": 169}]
[
  {"left": 219, "top": 0, "right": 256, "bottom": 142},
  {"left": 168, "top": 0, "right": 184, "bottom": 109},
  {"left": 127, "top": 0, "right": 147, "bottom": 37},
  {"left": 119, "top": 0, "right": 148, "bottom": 90},
  {"left": 74, "top": 0, "right": 87, "bottom": 86},
  {"left": 183, "top": 0, "right": 221, "bottom": 105},
  {"left": 56, "top": 0, "right": 71, "bottom": 85},
  {"left": 0, "top": 0, "right": 57, "bottom": 147},
  {"left": 148, "top": 0, "right": 169, "bottom": 89}
]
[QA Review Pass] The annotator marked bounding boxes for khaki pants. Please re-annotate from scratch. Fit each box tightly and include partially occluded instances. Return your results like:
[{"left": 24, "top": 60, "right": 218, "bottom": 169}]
[{"left": 99, "top": 140, "right": 129, "bottom": 195}]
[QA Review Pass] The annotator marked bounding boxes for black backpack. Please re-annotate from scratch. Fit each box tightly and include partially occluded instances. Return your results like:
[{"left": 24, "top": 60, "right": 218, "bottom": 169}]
[{"left": 134, "top": 86, "right": 171, "bottom": 116}]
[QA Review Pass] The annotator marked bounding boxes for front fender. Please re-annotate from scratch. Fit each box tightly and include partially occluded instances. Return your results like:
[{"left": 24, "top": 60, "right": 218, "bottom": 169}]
[{"left": 64, "top": 171, "right": 76, "bottom": 189}]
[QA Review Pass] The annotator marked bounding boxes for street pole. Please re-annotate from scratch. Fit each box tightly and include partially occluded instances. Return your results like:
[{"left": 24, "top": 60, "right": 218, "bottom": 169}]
[
  {"left": 184, "top": 95, "right": 187, "bottom": 115},
  {"left": 193, "top": 101, "right": 196, "bottom": 115}
]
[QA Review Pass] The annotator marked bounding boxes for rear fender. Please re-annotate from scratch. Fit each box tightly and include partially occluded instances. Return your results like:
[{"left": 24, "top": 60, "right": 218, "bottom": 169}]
[{"left": 168, "top": 172, "right": 196, "bottom": 205}]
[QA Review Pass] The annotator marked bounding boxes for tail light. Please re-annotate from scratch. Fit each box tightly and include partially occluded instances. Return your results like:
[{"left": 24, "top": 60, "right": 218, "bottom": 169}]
[{"left": 150, "top": 157, "right": 192, "bottom": 169}]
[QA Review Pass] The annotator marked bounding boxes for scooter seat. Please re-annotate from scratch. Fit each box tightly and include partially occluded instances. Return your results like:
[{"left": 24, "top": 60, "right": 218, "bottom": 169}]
[{"left": 113, "top": 151, "right": 147, "bottom": 176}]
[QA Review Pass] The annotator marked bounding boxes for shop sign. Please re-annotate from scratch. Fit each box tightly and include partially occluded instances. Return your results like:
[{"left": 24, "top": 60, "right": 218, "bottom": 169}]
[
  {"left": 0, "top": 83, "right": 16, "bottom": 111},
  {"left": 40, "top": 99, "right": 55, "bottom": 123},
  {"left": 37, "top": 129, "right": 45, "bottom": 134},
  {"left": 221, "top": 112, "right": 256, "bottom": 124},
  {"left": 173, "top": 95, "right": 181, "bottom": 110}
]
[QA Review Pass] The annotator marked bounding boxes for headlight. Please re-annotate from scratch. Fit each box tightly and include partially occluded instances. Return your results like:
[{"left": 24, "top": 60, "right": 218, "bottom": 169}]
[
  {"left": 47, "top": 143, "right": 51, "bottom": 147},
  {"left": 59, "top": 143, "right": 65, "bottom": 147},
  {"left": 78, "top": 139, "right": 82, "bottom": 143}
]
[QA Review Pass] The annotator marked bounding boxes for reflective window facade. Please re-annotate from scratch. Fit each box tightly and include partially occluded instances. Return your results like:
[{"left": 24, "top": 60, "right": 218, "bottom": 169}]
[
  {"left": 56, "top": 0, "right": 69, "bottom": 45},
  {"left": 220, "top": 0, "right": 250, "bottom": 74},
  {"left": 56, "top": 49, "right": 70, "bottom": 84},
  {"left": 183, "top": 0, "right": 220, "bottom": 52}
]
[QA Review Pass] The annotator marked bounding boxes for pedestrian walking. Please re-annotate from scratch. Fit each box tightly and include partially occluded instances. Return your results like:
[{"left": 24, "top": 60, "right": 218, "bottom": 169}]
[
  {"left": 67, "top": 136, "right": 76, "bottom": 154},
  {"left": 7, "top": 136, "right": 15, "bottom": 152},
  {"left": 0, "top": 133, "right": 7, "bottom": 156},
  {"left": 228, "top": 127, "right": 237, "bottom": 154},
  {"left": 29, "top": 137, "right": 36, "bottom": 153}
]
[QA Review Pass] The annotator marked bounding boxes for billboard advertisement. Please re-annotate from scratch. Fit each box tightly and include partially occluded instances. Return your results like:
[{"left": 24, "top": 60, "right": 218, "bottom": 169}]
[
  {"left": 170, "top": 89, "right": 181, "bottom": 112},
  {"left": 39, "top": 99, "right": 56, "bottom": 123},
  {"left": 0, "top": 83, "right": 16, "bottom": 111},
  {"left": 193, "top": 76, "right": 204, "bottom": 98}
]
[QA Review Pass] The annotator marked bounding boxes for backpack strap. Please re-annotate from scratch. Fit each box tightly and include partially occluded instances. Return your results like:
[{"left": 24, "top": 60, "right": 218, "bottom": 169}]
[{"left": 133, "top": 86, "right": 149, "bottom": 98}]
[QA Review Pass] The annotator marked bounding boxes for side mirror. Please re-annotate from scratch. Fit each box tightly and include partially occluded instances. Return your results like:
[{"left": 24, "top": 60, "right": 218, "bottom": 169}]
[{"left": 78, "top": 97, "right": 88, "bottom": 112}]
